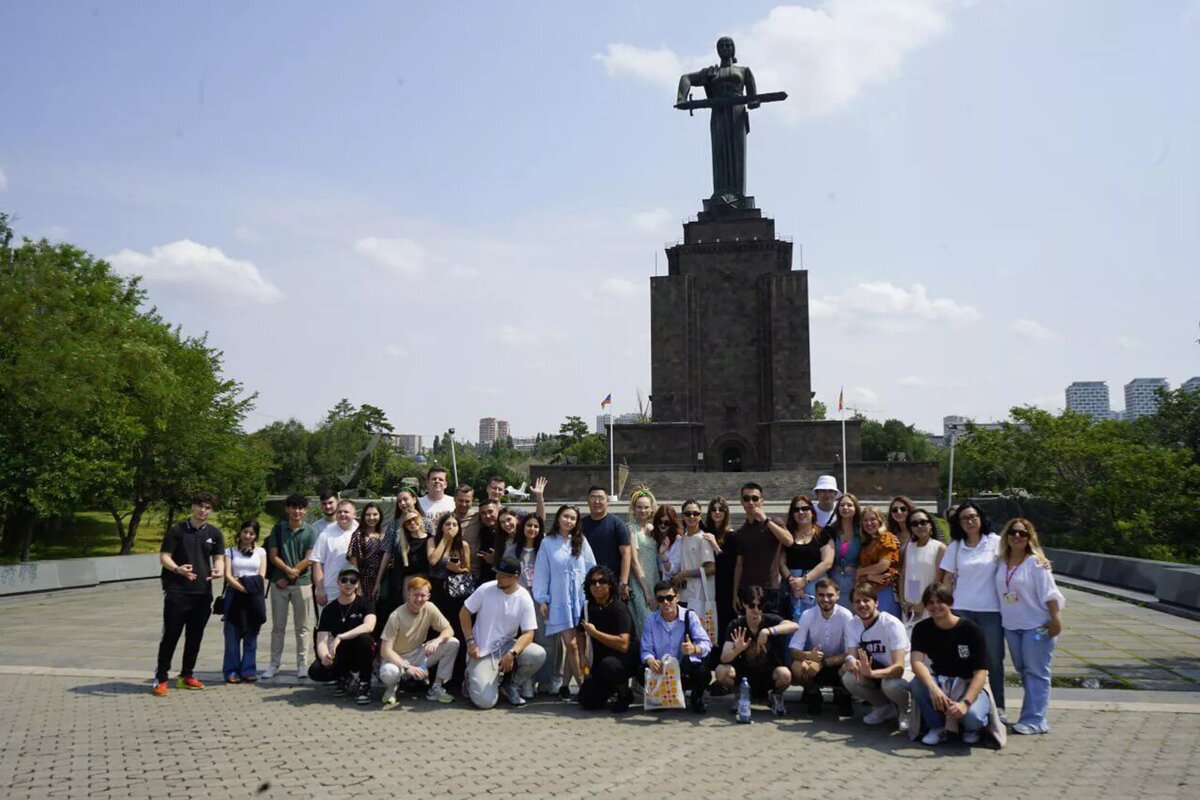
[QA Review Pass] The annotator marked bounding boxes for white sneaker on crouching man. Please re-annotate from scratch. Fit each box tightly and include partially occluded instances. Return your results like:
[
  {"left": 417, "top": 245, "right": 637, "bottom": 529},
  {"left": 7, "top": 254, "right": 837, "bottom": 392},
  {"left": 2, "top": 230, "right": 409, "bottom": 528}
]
[{"left": 378, "top": 576, "right": 460, "bottom": 706}]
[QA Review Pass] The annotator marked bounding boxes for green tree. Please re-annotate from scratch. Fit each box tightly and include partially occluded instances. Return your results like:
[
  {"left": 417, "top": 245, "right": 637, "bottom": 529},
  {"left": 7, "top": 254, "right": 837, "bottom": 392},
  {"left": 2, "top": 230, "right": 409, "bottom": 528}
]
[
  {"left": 860, "top": 418, "right": 937, "bottom": 462},
  {"left": 251, "top": 419, "right": 312, "bottom": 494},
  {"left": 558, "top": 434, "right": 608, "bottom": 465},
  {"left": 558, "top": 415, "right": 590, "bottom": 445},
  {"left": 810, "top": 400, "right": 827, "bottom": 421}
]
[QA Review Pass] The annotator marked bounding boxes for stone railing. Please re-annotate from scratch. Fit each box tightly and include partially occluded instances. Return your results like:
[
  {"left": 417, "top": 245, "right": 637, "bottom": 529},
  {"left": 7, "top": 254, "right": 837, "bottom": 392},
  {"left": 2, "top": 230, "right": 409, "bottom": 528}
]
[
  {"left": 1044, "top": 547, "right": 1200, "bottom": 612},
  {"left": 0, "top": 553, "right": 161, "bottom": 597}
]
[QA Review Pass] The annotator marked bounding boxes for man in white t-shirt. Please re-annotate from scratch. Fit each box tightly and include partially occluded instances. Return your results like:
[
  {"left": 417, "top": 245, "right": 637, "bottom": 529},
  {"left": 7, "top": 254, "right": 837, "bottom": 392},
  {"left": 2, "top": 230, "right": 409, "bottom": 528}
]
[
  {"left": 459, "top": 557, "right": 546, "bottom": 709},
  {"left": 418, "top": 467, "right": 456, "bottom": 526},
  {"left": 789, "top": 578, "right": 855, "bottom": 715},
  {"left": 841, "top": 581, "right": 909, "bottom": 727},
  {"left": 311, "top": 500, "right": 358, "bottom": 613},
  {"left": 812, "top": 475, "right": 840, "bottom": 529},
  {"left": 311, "top": 490, "right": 339, "bottom": 538}
]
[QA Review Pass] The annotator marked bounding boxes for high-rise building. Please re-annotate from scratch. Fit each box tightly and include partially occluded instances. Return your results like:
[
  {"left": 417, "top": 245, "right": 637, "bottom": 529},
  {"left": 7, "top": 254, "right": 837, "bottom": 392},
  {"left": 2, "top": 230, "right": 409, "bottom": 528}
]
[
  {"left": 478, "top": 417, "right": 510, "bottom": 449},
  {"left": 595, "top": 412, "right": 641, "bottom": 433},
  {"left": 942, "top": 415, "right": 1004, "bottom": 445},
  {"left": 1065, "top": 381, "right": 1112, "bottom": 420},
  {"left": 1124, "top": 378, "right": 1169, "bottom": 419},
  {"left": 512, "top": 436, "right": 538, "bottom": 453},
  {"left": 1182, "top": 377, "right": 1200, "bottom": 394},
  {"left": 391, "top": 434, "right": 422, "bottom": 455}
]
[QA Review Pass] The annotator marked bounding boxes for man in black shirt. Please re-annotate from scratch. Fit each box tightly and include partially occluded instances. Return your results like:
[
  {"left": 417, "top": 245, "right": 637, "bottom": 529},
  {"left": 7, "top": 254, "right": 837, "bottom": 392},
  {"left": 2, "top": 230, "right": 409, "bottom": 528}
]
[
  {"left": 909, "top": 582, "right": 992, "bottom": 746},
  {"left": 308, "top": 565, "right": 378, "bottom": 705},
  {"left": 714, "top": 585, "right": 799, "bottom": 716},
  {"left": 153, "top": 492, "right": 224, "bottom": 696},
  {"left": 577, "top": 566, "right": 634, "bottom": 712}
]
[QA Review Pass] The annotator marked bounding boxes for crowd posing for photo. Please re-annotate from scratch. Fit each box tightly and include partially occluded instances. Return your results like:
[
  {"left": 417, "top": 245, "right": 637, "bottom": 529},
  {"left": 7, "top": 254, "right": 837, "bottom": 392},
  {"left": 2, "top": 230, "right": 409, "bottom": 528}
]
[{"left": 152, "top": 471, "right": 1065, "bottom": 747}]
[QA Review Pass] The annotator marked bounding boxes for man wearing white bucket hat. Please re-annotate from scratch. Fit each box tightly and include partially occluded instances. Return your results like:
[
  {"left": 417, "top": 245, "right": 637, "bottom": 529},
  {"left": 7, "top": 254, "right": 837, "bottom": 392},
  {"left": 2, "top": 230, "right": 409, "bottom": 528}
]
[{"left": 812, "top": 476, "right": 841, "bottom": 529}]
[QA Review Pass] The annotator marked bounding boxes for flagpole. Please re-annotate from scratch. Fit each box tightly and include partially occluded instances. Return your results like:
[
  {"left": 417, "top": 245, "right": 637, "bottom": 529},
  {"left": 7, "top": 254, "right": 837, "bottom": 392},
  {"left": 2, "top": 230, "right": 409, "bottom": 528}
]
[
  {"left": 840, "top": 389, "right": 847, "bottom": 494},
  {"left": 608, "top": 398, "right": 615, "bottom": 499}
]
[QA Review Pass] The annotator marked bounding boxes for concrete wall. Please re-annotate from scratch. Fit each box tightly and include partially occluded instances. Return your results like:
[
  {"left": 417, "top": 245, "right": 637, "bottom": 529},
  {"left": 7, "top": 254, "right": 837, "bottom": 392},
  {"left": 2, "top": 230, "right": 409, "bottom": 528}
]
[
  {"left": 0, "top": 553, "right": 161, "bottom": 597},
  {"left": 1045, "top": 547, "right": 1200, "bottom": 611},
  {"left": 529, "top": 465, "right": 631, "bottom": 502}
]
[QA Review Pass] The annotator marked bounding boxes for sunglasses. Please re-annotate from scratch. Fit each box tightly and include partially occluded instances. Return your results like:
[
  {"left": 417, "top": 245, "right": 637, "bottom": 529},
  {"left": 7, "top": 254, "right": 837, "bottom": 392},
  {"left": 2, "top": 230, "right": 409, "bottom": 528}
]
[
  {"left": 741, "top": 495, "right": 762, "bottom": 503},
  {"left": 911, "top": 519, "right": 931, "bottom": 527},
  {"left": 338, "top": 576, "right": 358, "bottom": 585},
  {"left": 792, "top": 506, "right": 813, "bottom": 514},
  {"left": 655, "top": 594, "right": 677, "bottom": 603},
  {"left": 587, "top": 578, "right": 610, "bottom": 586},
  {"left": 890, "top": 507, "right": 907, "bottom": 514},
  {"left": 745, "top": 602, "right": 764, "bottom": 610},
  {"left": 1009, "top": 529, "right": 1029, "bottom": 538},
  {"left": 657, "top": 520, "right": 673, "bottom": 527},
  {"left": 682, "top": 511, "right": 701, "bottom": 517}
]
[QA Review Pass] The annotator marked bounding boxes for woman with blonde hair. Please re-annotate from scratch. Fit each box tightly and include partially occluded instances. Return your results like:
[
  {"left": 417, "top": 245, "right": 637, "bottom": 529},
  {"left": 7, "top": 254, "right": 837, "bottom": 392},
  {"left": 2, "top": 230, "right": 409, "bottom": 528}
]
[
  {"left": 625, "top": 485, "right": 659, "bottom": 640},
  {"left": 856, "top": 506, "right": 901, "bottom": 616},
  {"left": 995, "top": 518, "right": 1064, "bottom": 735}
]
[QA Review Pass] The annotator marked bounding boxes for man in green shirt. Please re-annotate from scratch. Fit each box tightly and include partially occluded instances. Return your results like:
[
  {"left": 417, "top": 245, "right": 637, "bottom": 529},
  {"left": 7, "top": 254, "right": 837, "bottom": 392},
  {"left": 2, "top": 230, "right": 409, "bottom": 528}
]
[{"left": 263, "top": 493, "right": 317, "bottom": 679}]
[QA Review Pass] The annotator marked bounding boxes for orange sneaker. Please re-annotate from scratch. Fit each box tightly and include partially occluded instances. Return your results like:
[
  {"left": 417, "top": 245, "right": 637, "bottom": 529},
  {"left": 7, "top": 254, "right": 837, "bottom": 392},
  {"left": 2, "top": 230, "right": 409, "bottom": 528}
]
[
  {"left": 176, "top": 676, "right": 205, "bottom": 690},
  {"left": 152, "top": 680, "right": 169, "bottom": 697}
]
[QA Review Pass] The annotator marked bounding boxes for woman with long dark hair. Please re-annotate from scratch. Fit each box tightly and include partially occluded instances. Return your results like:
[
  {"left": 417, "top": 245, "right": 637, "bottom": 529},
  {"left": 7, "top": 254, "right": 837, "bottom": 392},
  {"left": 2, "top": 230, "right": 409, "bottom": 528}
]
[
  {"left": 653, "top": 505, "right": 683, "bottom": 583},
  {"left": 705, "top": 496, "right": 737, "bottom": 657},
  {"left": 222, "top": 520, "right": 268, "bottom": 683},
  {"left": 347, "top": 501, "right": 386, "bottom": 601},
  {"left": 782, "top": 494, "right": 834, "bottom": 622},
  {"left": 824, "top": 493, "right": 862, "bottom": 607},
  {"left": 898, "top": 508, "right": 946, "bottom": 626},
  {"left": 533, "top": 504, "right": 596, "bottom": 700},
  {"left": 937, "top": 501, "right": 1005, "bottom": 719},
  {"left": 427, "top": 512, "right": 473, "bottom": 691}
]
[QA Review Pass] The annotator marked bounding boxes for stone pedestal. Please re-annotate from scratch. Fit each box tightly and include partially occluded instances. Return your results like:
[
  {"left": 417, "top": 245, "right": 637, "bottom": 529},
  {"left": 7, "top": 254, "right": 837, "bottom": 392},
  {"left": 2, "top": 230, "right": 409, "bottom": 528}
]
[{"left": 616, "top": 207, "right": 853, "bottom": 472}]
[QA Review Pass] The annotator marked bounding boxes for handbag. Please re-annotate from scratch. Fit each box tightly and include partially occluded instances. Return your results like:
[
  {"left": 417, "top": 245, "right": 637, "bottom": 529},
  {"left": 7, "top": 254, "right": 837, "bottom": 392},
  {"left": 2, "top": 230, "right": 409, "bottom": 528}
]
[
  {"left": 643, "top": 655, "right": 686, "bottom": 710},
  {"left": 212, "top": 591, "right": 226, "bottom": 616},
  {"left": 446, "top": 571, "right": 476, "bottom": 599}
]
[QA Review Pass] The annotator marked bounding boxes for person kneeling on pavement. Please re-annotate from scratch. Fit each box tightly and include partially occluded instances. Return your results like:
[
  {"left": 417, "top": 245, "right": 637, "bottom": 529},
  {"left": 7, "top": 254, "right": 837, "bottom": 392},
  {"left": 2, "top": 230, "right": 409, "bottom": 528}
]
[
  {"left": 577, "top": 565, "right": 635, "bottom": 712},
  {"left": 378, "top": 575, "right": 461, "bottom": 706},
  {"left": 841, "top": 581, "right": 909, "bottom": 728},
  {"left": 308, "top": 565, "right": 377, "bottom": 704},
  {"left": 908, "top": 582, "right": 1005, "bottom": 747},
  {"left": 459, "top": 556, "right": 547, "bottom": 709},
  {"left": 714, "top": 585, "right": 798, "bottom": 716},
  {"left": 640, "top": 579, "right": 713, "bottom": 713},
  {"left": 788, "top": 577, "right": 855, "bottom": 716}
]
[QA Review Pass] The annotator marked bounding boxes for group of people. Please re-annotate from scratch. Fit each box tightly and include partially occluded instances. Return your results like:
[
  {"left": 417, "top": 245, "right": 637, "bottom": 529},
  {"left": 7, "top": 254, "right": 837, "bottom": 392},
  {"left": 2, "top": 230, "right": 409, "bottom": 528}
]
[{"left": 152, "top": 471, "right": 1065, "bottom": 745}]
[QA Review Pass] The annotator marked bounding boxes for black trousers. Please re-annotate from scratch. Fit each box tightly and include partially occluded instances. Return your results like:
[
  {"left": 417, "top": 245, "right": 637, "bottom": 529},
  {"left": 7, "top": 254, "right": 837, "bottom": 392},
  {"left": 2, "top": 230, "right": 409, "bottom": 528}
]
[
  {"left": 307, "top": 636, "right": 374, "bottom": 684},
  {"left": 578, "top": 656, "right": 631, "bottom": 710},
  {"left": 680, "top": 657, "right": 711, "bottom": 700},
  {"left": 156, "top": 592, "right": 212, "bottom": 682}
]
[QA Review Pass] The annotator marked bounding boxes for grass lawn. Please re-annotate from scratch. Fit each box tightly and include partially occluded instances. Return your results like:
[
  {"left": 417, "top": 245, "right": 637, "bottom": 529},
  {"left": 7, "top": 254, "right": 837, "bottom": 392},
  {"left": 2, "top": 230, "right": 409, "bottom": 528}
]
[{"left": 1, "top": 510, "right": 278, "bottom": 564}]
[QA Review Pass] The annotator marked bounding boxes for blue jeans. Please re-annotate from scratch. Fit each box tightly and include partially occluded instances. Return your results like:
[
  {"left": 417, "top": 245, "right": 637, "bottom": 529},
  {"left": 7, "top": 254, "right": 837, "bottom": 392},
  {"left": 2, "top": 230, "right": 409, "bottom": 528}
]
[
  {"left": 1006, "top": 627, "right": 1055, "bottom": 731},
  {"left": 909, "top": 677, "right": 990, "bottom": 733},
  {"left": 222, "top": 620, "right": 259, "bottom": 679},
  {"left": 833, "top": 567, "right": 856, "bottom": 609},
  {"left": 788, "top": 569, "right": 817, "bottom": 622},
  {"left": 957, "top": 609, "right": 1005, "bottom": 710},
  {"left": 875, "top": 585, "right": 901, "bottom": 617}
]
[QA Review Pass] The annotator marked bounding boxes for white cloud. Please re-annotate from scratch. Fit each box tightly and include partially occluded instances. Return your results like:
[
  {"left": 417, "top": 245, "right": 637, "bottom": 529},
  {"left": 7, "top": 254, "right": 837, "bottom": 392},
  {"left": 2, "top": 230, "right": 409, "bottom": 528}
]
[
  {"left": 597, "top": 0, "right": 956, "bottom": 122},
  {"left": 851, "top": 386, "right": 880, "bottom": 406},
  {"left": 1013, "top": 319, "right": 1055, "bottom": 340},
  {"left": 599, "top": 277, "right": 641, "bottom": 298},
  {"left": 353, "top": 236, "right": 436, "bottom": 276},
  {"left": 384, "top": 343, "right": 408, "bottom": 359},
  {"left": 811, "top": 281, "right": 978, "bottom": 325},
  {"left": 0, "top": 166, "right": 7, "bottom": 192},
  {"left": 631, "top": 208, "right": 673, "bottom": 235},
  {"left": 896, "top": 375, "right": 927, "bottom": 388},
  {"left": 108, "top": 239, "right": 282, "bottom": 304},
  {"left": 1116, "top": 335, "right": 1140, "bottom": 350}
]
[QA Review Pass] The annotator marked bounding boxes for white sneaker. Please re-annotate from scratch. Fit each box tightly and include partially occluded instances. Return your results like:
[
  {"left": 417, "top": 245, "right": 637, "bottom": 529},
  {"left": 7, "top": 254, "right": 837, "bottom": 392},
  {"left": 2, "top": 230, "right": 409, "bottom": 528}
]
[
  {"left": 261, "top": 665, "right": 278, "bottom": 680},
  {"left": 382, "top": 686, "right": 398, "bottom": 707},
  {"left": 545, "top": 676, "right": 563, "bottom": 695},
  {"left": 921, "top": 727, "right": 947, "bottom": 746},
  {"left": 898, "top": 716, "right": 910, "bottom": 733},
  {"left": 502, "top": 683, "right": 527, "bottom": 706},
  {"left": 962, "top": 730, "right": 981, "bottom": 745},
  {"left": 520, "top": 680, "right": 536, "bottom": 700},
  {"left": 863, "top": 704, "right": 898, "bottom": 725},
  {"left": 998, "top": 710, "right": 1010, "bottom": 726},
  {"left": 296, "top": 667, "right": 307, "bottom": 680}
]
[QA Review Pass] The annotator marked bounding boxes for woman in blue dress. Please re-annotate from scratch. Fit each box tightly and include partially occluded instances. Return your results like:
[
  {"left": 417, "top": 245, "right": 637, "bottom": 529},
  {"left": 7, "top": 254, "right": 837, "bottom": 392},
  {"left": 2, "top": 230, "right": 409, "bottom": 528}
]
[{"left": 533, "top": 504, "right": 596, "bottom": 700}]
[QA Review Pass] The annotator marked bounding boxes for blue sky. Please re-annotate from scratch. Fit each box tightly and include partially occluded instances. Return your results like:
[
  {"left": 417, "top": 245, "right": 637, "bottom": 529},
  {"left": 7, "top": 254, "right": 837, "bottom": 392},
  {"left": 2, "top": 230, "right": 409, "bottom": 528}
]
[{"left": 3, "top": 1, "right": 1198, "bottom": 441}]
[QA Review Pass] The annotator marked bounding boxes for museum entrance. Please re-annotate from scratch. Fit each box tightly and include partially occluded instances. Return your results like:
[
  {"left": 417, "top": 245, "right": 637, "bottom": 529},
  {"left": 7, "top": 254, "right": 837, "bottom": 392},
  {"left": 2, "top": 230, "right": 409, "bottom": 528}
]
[{"left": 721, "top": 445, "right": 744, "bottom": 472}]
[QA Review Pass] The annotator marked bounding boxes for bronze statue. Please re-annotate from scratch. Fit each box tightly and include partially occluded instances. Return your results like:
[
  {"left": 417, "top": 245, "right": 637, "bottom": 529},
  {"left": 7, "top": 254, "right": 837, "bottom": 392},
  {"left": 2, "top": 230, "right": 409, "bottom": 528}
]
[{"left": 676, "top": 37, "right": 787, "bottom": 213}]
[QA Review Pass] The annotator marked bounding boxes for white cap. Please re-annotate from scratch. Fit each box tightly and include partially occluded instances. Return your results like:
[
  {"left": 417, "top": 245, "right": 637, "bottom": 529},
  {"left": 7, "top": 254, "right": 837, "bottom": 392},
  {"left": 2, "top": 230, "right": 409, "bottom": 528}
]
[{"left": 812, "top": 475, "right": 839, "bottom": 493}]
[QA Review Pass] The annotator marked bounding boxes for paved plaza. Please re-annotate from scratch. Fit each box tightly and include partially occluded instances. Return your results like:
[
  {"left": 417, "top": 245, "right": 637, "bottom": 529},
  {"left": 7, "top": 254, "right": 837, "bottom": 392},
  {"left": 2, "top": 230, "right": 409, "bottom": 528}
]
[{"left": 1, "top": 581, "right": 1199, "bottom": 798}]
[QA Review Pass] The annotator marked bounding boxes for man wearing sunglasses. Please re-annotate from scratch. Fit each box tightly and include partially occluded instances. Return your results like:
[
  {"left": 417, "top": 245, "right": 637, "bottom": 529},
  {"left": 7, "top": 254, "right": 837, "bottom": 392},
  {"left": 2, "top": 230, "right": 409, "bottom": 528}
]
[
  {"left": 641, "top": 580, "right": 713, "bottom": 713},
  {"left": 308, "top": 565, "right": 377, "bottom": 705},
  {"left": 732, "top": 482, "right": 792, "bottom": 616}
]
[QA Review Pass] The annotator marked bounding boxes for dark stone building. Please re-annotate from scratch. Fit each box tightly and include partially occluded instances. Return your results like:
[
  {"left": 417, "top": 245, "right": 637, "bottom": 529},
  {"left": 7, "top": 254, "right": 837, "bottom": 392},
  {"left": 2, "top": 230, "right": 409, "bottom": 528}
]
[{"left": 614, "top": 206, "right": 858, "bottom": 472}]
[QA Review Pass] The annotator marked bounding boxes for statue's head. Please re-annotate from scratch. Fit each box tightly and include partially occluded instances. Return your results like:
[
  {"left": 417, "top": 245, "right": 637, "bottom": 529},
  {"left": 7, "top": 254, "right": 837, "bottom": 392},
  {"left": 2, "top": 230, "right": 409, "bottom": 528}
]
[{"left": 716, "top": 36, "right": 737, "bottom": 63}]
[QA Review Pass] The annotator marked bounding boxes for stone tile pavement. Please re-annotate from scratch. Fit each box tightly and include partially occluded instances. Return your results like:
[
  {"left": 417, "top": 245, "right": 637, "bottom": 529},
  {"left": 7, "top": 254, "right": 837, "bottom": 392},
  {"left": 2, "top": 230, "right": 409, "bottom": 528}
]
[{"left": 0, "top": 580, "right": 1199, "bottom": 798}]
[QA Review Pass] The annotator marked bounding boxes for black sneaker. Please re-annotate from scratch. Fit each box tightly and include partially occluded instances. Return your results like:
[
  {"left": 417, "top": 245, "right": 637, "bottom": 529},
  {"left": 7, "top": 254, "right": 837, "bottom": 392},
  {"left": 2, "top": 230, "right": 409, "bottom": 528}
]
[
  {"left": 355, "top": 680, "right": 371, "bottom": 705},
  {"left": 333, "top": 676, "right": 350, "bottom": 696},
  {"left": 834, "top": 689, "right": 854, "bottom": 717},
  {"left": 708, "top": 683, "right": 732, "bottom": 697},
  {"left": 611, "top": 686, "right": 632, "bottom": 714},
  {"left": 558, "top": 685, "right": 573, "bottom": 702},
  {"left": 689, "top": 691, "right": 707, "bottom": 714},
  {"left": 802, "top": 689, "right": 822, "bottom": 715}
]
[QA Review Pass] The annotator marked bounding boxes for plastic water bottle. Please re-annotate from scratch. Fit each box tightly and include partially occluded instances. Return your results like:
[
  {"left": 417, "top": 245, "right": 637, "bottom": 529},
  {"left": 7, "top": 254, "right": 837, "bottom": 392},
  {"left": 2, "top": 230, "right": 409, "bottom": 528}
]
[
  {"left": 1033, "top": 625, "right": 1049, "bottom": 642},
  {"left": 736, "top": 677, "right": 752, "bottom": 724}
]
